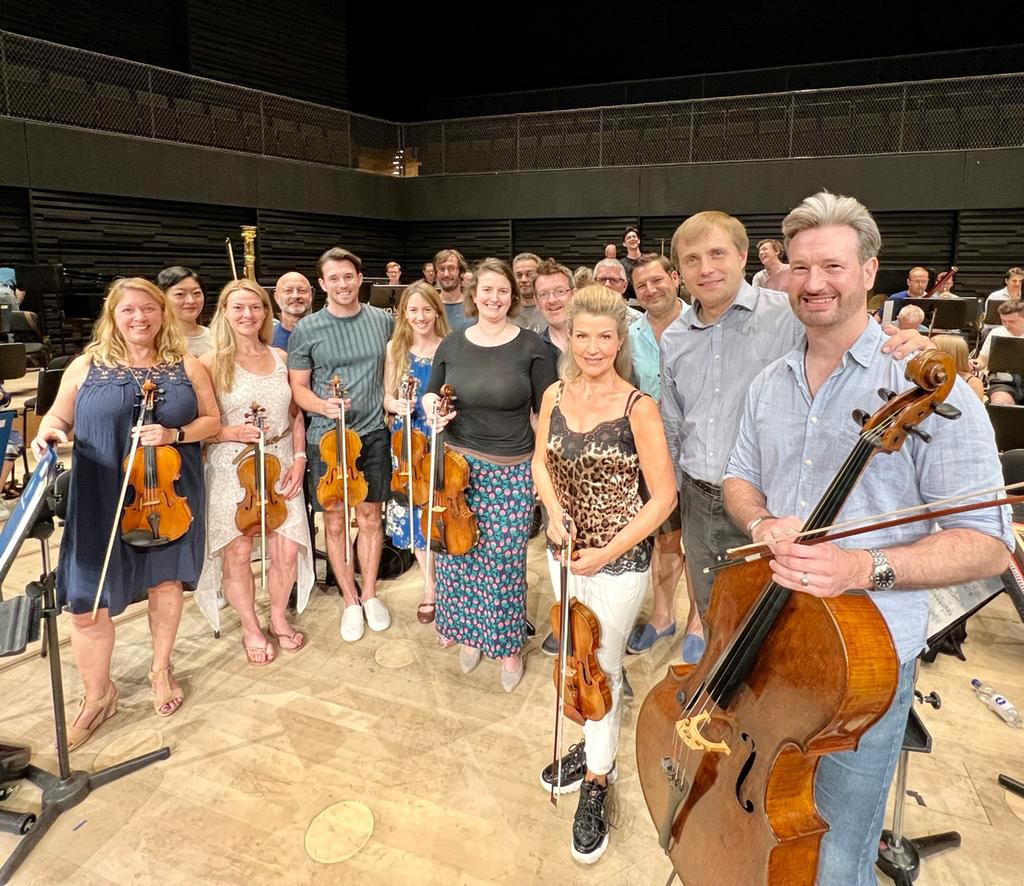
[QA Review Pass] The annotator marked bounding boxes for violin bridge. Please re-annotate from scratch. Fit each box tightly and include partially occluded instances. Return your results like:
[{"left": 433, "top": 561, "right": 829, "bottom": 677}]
[{"left": 675, "top": 711, "right": 731, "bottom": 756}]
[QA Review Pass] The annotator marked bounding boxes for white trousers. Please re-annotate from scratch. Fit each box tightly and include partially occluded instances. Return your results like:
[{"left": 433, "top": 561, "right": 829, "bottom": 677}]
[{"left": 546, "top": 552, "right": 650, "bottom": 775}]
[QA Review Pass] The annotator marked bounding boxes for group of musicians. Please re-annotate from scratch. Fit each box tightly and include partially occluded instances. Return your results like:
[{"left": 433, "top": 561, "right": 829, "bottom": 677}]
[{"left": 28, "top": 190, "right": 1013, "bottom": 880}]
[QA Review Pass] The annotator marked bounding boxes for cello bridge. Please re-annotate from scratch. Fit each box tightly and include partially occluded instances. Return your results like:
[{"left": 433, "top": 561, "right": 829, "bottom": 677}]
[{"left": 675, "top": 711, "right": 731, "bottom": 756}]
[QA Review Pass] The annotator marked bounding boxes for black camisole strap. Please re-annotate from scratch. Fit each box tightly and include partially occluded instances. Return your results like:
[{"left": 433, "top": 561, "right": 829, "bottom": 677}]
[{"left": 624, "top": 388, "right": 648, "bottom": 417}]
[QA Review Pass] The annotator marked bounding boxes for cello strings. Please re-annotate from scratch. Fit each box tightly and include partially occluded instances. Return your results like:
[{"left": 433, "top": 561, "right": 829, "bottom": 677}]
[{"left": 671, "top": 412, "right": 898, "bottom": 770}]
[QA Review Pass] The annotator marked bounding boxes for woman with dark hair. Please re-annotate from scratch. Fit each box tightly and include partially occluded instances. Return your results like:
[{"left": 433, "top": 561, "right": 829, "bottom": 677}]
[
  {"left": 31, "top": 278, "right": 219, "bottom": 749},
  {"left": 422, "top": 258, "right": 556, "bottom": 691},
  {"left": 157, "top": 265, "right": 212, "bottom": 356}
]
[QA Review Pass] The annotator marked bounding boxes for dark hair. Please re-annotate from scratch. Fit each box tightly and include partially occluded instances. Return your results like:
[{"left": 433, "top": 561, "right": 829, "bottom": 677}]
[
  {"left": 464, "top": 257, "right": 520, "bottom": 319},
  {"left": 756, "top": 239, "right": 784, "bottom": 255},
  {"left": 157, "top": 266, "right": 202, "bottom": 292},
  {"left": 317, "top": 247, "right": 362, "bottom": 279},
  {"left": 998, "top": 299, "right": 1024, "bottom": 316},
  {"left": 632, "top": 253, "right": 676, "bottom": 277},
  {"left": 623, "top": 226, "right": 639, "bottom": 241},
  {"left": 534, "top": 258, "right": 574, "bottom": 289}
]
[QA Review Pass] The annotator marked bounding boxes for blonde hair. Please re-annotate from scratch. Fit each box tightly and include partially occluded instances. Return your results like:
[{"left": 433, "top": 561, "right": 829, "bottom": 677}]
[
  {"left": 931, "top": 334, "right": 970, "bottom": 374},
  {"left": 385, "top": 282, "right": 451, "bottom": 393},
  {"left": 85, "top": 277, "right": 187, "bottom": 367},
  {"left": 671, "top": 211, "right": 749, "bottom": 271},
  {"left": 561, "top": 285, "right": 633, "bottom": 381},
  {"left": 207, "top": 279, "right": 275, "bottom": 393}
]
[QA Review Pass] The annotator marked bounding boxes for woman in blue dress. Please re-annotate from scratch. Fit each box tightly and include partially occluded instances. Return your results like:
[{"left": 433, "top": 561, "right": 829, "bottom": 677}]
[
  {"left": 382, "top": 282, "right": 450, "bottom": 625},
  {"left": 32, "top": 278, "right": 220, "bottom": 750}
]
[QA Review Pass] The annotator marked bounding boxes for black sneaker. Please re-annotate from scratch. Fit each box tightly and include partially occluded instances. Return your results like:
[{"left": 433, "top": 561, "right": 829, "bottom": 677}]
[
  {"left": 572, "top": 779, "right": 611, "bottom": 863},
  {"left": 539, "top": 741, "right": 617, "bottom": 795},
  {"left": 542, "top": 631, "right": 558, "bottom": 656},
  {"left": 524, "top": 616, "right": 536, "bottom": 638}
]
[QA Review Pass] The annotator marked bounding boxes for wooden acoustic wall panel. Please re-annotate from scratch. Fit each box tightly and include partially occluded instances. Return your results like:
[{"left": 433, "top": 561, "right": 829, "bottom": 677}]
[
  {"left": 872, "top": 210, "right": 957, "bottom": 275},
  {"left": 403, "top": 220, "right": 513, "bottom": 270},
  {"left": 0, "top": 187, "right": 33, "bottom": 265},
  {"left": 954, "top": 210, "right": 1024, "bottom": 299},
  {"left": 257, "top": 209, "right": 403, "bottom": 285},
  {"left": 30, "top": 190, "right": 256, "bottom": 288},
  {"left": 512, "top": 217, "right": 637, "bottom": 269}
]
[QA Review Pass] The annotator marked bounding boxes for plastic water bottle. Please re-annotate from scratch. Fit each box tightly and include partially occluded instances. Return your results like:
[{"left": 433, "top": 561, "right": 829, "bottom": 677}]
[{"left": 972, "top": 679, "right": 1024, "bottom": 728}]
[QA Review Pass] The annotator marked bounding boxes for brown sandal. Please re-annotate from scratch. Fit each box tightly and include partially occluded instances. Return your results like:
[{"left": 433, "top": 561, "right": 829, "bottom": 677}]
[
  {"left": 148, "top": 666, "right": 184, "bottom": 717},
  {"left": 242, "top": 636, "right": 276, "bottom": 666},
  {"left": 268, "top": 626, "right": 305, "bottom": 653},
  {"left": 67, "top": 682, "right": 119, "bottom": 751},
  {"left": 417, "top": 602, "right": 436, "bottom": 624}
]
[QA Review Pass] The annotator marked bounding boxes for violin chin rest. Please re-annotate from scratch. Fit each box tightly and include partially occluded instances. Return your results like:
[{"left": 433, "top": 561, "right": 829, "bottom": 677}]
[{"left": 120, "top": 530, "right": 171, "bottom": 549}]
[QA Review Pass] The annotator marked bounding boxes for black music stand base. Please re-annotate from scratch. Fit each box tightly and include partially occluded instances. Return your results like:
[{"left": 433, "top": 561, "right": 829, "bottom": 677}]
[
  {"left": 0, "top": 524, "right": 170, "bottom": 885},
  {"left": 877, "top": 829, "right": 961, "bottom": 885}
]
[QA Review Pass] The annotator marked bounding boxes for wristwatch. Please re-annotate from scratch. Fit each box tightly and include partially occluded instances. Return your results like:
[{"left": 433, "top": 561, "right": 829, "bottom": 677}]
[
  {"left": 174, "top": 428, "right": 186, "bottom": 444},
  {"left": 868, "top": 548, "right": 896, "bottom": 591}
]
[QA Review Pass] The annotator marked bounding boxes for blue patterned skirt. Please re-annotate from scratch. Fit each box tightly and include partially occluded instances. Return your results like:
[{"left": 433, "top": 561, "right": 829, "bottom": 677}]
[{"left": 435, "top": 455, "right": 533, "bottom": 658}]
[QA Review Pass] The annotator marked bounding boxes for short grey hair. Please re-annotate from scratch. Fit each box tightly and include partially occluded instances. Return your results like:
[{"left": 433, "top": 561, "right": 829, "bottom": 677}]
[
  {"left": 593, "top": 258, "right": 627, "bottom": 280},
  {"left": 897, "top": 305, "right": 925, "bottom": 326},
  {"left": 782, "top": 191, "right": 882, "bottom": 263},
  {"left": 513, "top": 252, "right": 541, "bottom": 267}
]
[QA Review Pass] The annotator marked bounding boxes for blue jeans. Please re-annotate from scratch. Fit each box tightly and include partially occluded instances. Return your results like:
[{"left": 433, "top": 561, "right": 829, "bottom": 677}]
[{"left": 815, "top": 657, "right": 916, "bottom": 885}]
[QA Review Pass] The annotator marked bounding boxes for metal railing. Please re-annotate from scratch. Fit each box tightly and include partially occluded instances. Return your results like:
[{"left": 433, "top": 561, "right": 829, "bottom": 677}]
[{"left": 2, "top": 30, "right": 1023, "bottom": 177}]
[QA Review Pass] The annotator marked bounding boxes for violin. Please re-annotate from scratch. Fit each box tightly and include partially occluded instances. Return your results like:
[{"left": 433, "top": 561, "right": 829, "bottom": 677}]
[
  {"left": 548, "top": 515, "right": 611, "bottom": 804},
  {"left": 233, "top": 403, "right": 287, "bottom": 539},
  {"left": 390, "top": 373, "right": 430, "bottom": 510},
  {"left": 317, "top": 375, "right": 367, "bottom": 560},
  {"left": 421, "top": 384, "right": 478, "bottom": 556},
  {"left": 120, "top": 378, "right": 193, "bottom": 548},
  {"left": 635, "top": 351, "right": 960, "bottom": 884}
]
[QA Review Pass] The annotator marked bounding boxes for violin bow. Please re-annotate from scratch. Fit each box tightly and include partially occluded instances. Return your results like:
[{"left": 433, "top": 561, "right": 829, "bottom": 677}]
[
  {"left": 91, "top": 392, "right": 148, "bottom": 620},
  {"left": 551, "top": 510, "right": 574, "bottom": 807},
  {"left": 335, "top": 378, "right": 352, "bottom": 564},
  {"left": 405, "top": 375, "right": 416, "bottom": 553},
  {"left": 257, "top": 406, "right": 268, "bottom": 595},
  {"left": 424, "top": 390, "right": 444, "bottom": 580}
]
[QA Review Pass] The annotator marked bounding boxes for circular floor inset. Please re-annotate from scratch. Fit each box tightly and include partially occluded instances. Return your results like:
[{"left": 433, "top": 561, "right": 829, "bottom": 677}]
[
  {"left": 93, "top": 728, "right": 164, "bottom": 770},
  {"left": 304, "top": 800, "right": 374, "bottom": 863},
  {"left": 374, "top": 639, "right": 418, "bottom": 669}
]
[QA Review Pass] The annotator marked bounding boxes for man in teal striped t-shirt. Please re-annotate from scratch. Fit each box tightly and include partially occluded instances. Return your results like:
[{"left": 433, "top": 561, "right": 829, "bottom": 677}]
[{"left": 289, "top": 247, "right": 394, "bottom": 643}]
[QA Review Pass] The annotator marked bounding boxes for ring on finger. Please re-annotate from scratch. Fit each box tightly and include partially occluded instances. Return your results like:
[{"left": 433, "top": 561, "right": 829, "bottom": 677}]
[{"left": 799, "top": 573, "right": 810, "bottom": 587}]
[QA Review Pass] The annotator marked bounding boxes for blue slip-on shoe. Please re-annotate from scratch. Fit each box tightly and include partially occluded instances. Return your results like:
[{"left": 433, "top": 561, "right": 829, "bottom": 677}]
[
  {"left": 626, "top": 621, "right": 676, "bottom": 655},
  {"left": 681, "top": 632, "right": 706, "bottom": 664}
]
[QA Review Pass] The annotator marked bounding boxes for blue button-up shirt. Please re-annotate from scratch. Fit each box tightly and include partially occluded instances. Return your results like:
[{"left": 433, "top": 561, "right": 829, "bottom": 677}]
[
  {"left": 660, "top": 282, "right": 802, "bottom": 485},
  {"left": 725, "top": 318, "right": 1014, "bottom": 663},
  {"left": 628, "top": 300, "right": 683, "bottom": 402}
]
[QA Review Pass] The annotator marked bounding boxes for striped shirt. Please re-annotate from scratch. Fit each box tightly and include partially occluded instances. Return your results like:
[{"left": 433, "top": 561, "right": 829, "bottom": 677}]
[{"left": 287, "top": 305, "right": 393, "bottom": 439}]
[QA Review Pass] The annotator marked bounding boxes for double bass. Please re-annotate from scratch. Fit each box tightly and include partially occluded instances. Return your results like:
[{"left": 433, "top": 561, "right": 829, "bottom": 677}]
[
  {"left": 317, "top": 375, "right": 367, "bottom": 561},
  {"left": 636, "top": 351, "right": 959, "bottom": 884}
]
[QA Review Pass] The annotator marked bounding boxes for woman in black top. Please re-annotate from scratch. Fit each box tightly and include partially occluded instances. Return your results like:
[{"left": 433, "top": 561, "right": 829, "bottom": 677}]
[{"left": 423, "top": 257, "right": 556, "bottom": 692}]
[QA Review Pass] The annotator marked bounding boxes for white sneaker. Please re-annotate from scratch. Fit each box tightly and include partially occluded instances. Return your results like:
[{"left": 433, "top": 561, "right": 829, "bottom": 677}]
[
  {"left": 363, "top": 597, "right": 391, "bottom": 632},
  {"left": 340, "top": 604, "right": 365, "bottom": 642}
]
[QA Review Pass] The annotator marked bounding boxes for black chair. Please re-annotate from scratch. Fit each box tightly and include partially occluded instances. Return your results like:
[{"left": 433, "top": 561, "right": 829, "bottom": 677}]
[
  {"left": 0, "top": 345, "right": 26, "bottom": 389},
  {"left": 8, "top": 313, "right": 47, "bottom": 368},
  {"left": 986, "top": 404, "right": 1024, "bottom": 452},
  {"left": 19, "top": 356, "right": 74, "bottom": 484},
  {"left": 876, "top": 685, "right": 960, "bottom": 884},
  {"left": 1001, "top": 449, "right": 1024, "bottom": 523}
]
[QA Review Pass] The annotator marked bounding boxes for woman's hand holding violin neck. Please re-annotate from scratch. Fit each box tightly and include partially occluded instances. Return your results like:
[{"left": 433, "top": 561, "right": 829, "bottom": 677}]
[
  {"left": 546, "top": 507, "right": 570, "bottom": 547},
  {"left": 230, "top": 424, "right": 262, "bottom": 444},
  {"left": 392, "top": 397, "right": 412, "bottom": 416},
  {"left": 137, "top": 423, "right": 176, "bottom": 446},
  {"left": 31, "top": 428, "right": 67, "bottom": 458}
]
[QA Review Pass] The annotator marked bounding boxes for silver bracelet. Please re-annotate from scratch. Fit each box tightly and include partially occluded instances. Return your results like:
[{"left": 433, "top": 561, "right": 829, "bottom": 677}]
[
  {"left": 294, "top": 452, "right": 307, "bottom": 460},
  {"left": 747, "top": 515, "right": 771, "bottom": 536}
]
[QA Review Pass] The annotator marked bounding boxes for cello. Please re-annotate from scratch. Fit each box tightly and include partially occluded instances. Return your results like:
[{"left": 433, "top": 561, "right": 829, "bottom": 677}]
[
  {"left": 635, "top": 351, "right": 959, "bottom": 885},
  {"left": 317, "top": 375, "right": 367, "bottom": 561}
]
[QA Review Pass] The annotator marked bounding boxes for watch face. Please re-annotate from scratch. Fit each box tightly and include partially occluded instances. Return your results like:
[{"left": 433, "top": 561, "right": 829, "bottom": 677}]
[{"left": 872, "top": 566, "right": 896, "bottom": 591}]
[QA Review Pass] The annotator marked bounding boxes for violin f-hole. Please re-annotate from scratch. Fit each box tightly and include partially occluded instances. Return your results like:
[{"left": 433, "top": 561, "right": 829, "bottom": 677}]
[{"left": 734, "top": 732, "right": 756, "bottom": 814}]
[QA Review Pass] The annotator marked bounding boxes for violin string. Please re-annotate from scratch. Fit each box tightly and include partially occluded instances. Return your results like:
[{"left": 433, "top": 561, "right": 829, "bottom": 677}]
[{"left": 672, "top": 412, "right": 899, "bottom": 772}]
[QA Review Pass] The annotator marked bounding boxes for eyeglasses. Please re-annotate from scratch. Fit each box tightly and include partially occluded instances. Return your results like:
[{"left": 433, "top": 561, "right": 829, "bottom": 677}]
[
  {"left": 596, "top": 276, "right": 625, "bottom": 286},
  {"left": 536, "top": 287, "right": 572, "bottom": 301}
]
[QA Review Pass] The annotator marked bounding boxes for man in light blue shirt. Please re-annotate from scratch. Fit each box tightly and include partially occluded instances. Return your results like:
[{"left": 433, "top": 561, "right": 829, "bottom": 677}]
[{"left": 723, "top": 190, "right": 1012, "bottom": 886}]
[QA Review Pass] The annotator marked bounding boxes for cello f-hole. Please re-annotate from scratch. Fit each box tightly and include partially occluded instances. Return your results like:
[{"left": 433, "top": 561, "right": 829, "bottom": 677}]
[{"left": 735, "top": 732, "right": 757, "bottom": 814}]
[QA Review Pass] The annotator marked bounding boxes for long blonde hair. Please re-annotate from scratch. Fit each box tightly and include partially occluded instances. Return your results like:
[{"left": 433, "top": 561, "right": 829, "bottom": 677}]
[
  {"left": 85, "top": 277, "right": 187, "bottom": 366},
  {"left": 561, "top": 285, "right": 633, "bottom": 382},
  {"left": 385, "top": 282, "right": 450, "bottom": 393},
  {"left": 931, "top": 334, "right": 970, "bottom": 374},
  {"left": 208, "top": 279, "right": 275, "bottom": 393}
]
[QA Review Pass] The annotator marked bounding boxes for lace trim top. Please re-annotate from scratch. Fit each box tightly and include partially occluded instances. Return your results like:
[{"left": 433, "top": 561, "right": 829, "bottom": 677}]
[{"left": 545, "top": 384, "right": 652, "bottom": 575}]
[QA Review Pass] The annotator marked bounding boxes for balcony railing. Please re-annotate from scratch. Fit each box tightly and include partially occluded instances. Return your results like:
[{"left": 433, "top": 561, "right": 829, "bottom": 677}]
[{"left": 2, "top": 30, "right": 1022, "bottom": 177}]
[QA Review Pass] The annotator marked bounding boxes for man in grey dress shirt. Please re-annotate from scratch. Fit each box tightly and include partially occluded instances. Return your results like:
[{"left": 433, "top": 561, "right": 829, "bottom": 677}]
[
  {"left": 722, "top": 190, "right": 1012, "bottom": 885},
  {"left": 658, "top": 210, "right": 928, "bottom": 663}
]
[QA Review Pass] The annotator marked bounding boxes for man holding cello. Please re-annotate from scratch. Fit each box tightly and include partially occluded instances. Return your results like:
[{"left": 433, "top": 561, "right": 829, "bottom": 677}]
[
  {"left": 720, "top": 191, "right": 1012, "bottom": 884},
  {"left": 288, "top": 247, "right": 394, "bottom": 642}
]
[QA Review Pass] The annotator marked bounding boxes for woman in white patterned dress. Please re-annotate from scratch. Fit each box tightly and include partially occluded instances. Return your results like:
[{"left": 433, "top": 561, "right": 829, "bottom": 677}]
[{"left": 197, "top": 279, "right": 313, "bottom": 663}]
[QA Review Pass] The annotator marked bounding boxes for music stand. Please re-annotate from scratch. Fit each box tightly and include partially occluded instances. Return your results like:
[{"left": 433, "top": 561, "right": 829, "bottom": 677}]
[
  {"left": 0, "top": 449, "right": 170, "bottom": 884},
  {"left": 987, "top": 405, "right": 1024, "bottom": 452},
  {"left": 369, "top": 285, "right": 403, "bottom": 312},
  {"left": 898, "top": 298, "right": 972, "bottom": 332},
  {"left": 986, "top": 335, "right": 1024, "bottom": 375},
  {"left": 984, "top": 300, "right": 1006, "bottom": 327}
]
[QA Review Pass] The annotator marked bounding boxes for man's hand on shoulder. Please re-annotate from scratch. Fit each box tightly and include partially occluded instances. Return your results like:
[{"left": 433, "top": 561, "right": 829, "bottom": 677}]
[{"left": 880, "top": 324, "right": 933, "bottom": 360}]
